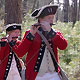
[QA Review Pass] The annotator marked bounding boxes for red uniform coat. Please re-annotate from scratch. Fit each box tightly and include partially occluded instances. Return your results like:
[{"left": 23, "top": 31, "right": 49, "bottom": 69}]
[
  {"left": 0, "top": 40, "right": 21, "bottom": 80},
  {"left": 12, "top": 30, "right": 68, "bottom": 80}
]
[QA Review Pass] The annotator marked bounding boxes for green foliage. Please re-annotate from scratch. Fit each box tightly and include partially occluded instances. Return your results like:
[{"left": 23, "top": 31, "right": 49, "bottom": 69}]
[
  {"left": 0, "top": 31, "right": 6, "bottom": 38},
  {"left": 22, "top": 14, "right": 36, "bottom": 37},
  {"left": 22, "top": 13, "right": 35, "bottom": 29},
  {"left": 0, "top": 0, "right": 5, "bottom": 20},
  {"left": 52, "top": 21, "right": 80, "bottom": 80},
  {"left": 0, "top": 20, "right": 5, "bottom": 38}
]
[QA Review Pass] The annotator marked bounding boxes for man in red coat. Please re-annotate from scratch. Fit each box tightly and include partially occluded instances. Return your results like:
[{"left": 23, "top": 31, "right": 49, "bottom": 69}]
[
  {"left": 12, "top": 4, "right": 68, "bottom": 80},
  {"left": 0, "top": 23, "right": 22, "bottom": 80}
]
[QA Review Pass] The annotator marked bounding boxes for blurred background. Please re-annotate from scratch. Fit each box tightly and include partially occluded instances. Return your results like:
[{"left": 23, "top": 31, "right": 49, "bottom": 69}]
[{"left": 0, "top": 0, "right": 80, "bottom": 80}]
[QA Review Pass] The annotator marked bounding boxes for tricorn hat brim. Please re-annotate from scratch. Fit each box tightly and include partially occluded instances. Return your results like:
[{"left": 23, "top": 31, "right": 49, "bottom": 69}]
[
  {"left": 6, "top": 23, "right": 21, "bottom": 32},
  {"left": 31, "top": 4, "right": 58, "bottom": 18}
]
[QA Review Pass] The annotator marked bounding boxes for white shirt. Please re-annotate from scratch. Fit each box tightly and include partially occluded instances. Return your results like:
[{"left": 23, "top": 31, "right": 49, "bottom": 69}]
[
  {"left": 36, "top": 46, "right": 60, "bottom": 80},
  {"left": 7, "top": 55, "right": 21, "bottom": 80}
]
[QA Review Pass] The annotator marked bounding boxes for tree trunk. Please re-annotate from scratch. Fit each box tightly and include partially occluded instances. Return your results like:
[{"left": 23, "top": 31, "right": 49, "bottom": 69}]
[
  {"left": 55, "top": 0, "right": 59, "bottom": 22},
  {"left": 68, "top": 5, "right": 73, "bottom": 22},
  {"left": 78, "top": 0, "right": 80, "bottom": 20},
  {"left": 5, "top": 0, "right": 22, "bottom": 25},
  {"left": 31, "top": 0, "right": 37, "bottom": 12},
  {"left": 23, "top": 0, "right": 28, "bottom": 17},
  {"left": 38, "top": 0, "right": 54, "bottom": 7},
  {"left": 63, "top": 0, "right": 69, "bottom": 22},
  {"left": 72, "top": 0, "right": 77, "bottom": 27}
]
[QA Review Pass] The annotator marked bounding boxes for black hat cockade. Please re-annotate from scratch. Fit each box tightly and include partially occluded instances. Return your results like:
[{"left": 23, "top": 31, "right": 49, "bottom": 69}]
[
  {"left": 6, "top": 23, "right": 21, "bottom": 32},
  {"left": 31, "top": 4, "right": 58, "bottom": 18}
]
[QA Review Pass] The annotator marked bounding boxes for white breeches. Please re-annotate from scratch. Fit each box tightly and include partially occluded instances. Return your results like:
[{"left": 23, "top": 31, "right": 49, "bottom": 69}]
[{"left": 35, "top": 72, "right": 61, "bottom": 80}]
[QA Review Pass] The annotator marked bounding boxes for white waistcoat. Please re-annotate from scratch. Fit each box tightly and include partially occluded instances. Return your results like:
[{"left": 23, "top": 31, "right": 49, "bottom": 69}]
[
  {"left": 7, "top": 55, "right": 21, "bottom": 80},
  {"left": 36, "top": 46, "right": 60, "bottom": 80}
]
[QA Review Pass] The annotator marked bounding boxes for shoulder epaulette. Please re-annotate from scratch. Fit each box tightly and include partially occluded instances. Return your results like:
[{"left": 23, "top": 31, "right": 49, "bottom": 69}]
[{"left": 0, "top": 41, "right": 6, "bottom": 47}]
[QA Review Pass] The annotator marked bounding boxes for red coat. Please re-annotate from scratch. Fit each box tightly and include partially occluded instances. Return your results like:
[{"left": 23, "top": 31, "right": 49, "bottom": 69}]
[
  {"left": 13, "top": 30, "right": 68, "bottom": 80},
  {"left": 0, "top": 40, "right": 21, "bottom": 80}
]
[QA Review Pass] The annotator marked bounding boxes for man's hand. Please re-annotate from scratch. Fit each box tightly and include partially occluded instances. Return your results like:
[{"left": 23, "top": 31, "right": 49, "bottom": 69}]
[
  {"left": 7, "top": 34, "right": 13, "bottom": 42},
  {"left": 40, "top": 21, "right": 51, "bottom": 32},
  {"left": 30, "top": 23, "right": 40, "bottom": 36}
]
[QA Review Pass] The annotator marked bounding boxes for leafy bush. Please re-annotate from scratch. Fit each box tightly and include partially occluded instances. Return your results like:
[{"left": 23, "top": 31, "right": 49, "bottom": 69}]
[{"left": 52, "top": 21, "right": 80, "bottom": 80}]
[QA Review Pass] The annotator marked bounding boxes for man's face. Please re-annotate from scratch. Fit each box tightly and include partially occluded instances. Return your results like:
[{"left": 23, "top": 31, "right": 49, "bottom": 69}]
[
  {"left": 8, "top": 29, "right": 20, "bottom": 40},
  {"left": 40, "top": 15, "right": 54, "bottom": 24}
]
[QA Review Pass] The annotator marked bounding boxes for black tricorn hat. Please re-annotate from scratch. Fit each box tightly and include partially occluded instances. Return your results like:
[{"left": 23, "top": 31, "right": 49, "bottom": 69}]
[
  {"left": 31, "top": 4, "right": 58, "bottom": 18},
  {"left": 5, "top": 23, "right": 21, "bottom": 32}
]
